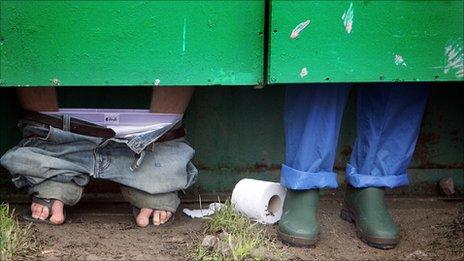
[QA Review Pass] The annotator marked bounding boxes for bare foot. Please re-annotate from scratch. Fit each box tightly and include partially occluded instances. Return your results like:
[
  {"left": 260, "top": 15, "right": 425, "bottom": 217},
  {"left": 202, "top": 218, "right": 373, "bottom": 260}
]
[
  {"left": 135, "top": 208, "right": 173, "bottom": 227},
  {"left": 30, "top": 200, "right": 65, "bottom": 224}
]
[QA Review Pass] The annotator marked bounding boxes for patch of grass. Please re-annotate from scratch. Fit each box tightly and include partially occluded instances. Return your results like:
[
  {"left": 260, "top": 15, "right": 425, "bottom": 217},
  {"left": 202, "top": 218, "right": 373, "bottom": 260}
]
[
  {"left": 0, "top": 204, "right": 36, "bottom": 260},
  {"left": 194, "top": 246, "right": 223, "bottom": 261},
  {"left": 193, "top": 201, "right": 282, "bottom": 261}
]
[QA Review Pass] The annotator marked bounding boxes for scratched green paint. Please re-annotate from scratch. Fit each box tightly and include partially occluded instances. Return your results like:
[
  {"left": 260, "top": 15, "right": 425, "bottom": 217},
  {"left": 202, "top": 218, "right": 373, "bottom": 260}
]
[
  {"left": 0, "top": 1, "right": 265, "bottom": 86},
  {"left": 269, "top": 0, "right": 464, "bottom": 83}
]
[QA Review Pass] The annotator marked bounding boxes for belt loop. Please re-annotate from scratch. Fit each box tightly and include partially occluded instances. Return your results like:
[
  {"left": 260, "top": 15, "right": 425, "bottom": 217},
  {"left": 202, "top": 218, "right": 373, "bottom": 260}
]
[{"left": 63, "top": 114, "right": 71, "bottom": 132}]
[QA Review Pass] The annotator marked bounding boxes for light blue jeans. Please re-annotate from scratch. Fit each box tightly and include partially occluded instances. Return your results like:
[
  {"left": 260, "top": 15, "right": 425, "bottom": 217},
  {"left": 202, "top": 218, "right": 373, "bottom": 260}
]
[{"left": 1, "top": 119, "right": 197, "bottom": 210}]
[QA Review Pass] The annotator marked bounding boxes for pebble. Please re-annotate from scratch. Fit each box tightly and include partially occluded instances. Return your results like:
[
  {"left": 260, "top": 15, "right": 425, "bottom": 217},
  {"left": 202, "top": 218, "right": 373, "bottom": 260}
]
[
  {"left": 201, "top": 235, "right": 218, "bottom": 250},
  {"left": 439, "top": 177, "right": 455, "bottom": 195},
  {"left": 407, "top": 250, "right": 428, "bottom": 260}
]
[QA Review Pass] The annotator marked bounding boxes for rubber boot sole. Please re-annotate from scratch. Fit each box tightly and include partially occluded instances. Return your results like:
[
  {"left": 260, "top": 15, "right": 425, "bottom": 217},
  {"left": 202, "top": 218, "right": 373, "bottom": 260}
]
[
  {"left": 340, "top": 206, "right": 398, "bottom": 250},
  {"left": 277, "top": 228, "right": 318, "bottom": 248}
]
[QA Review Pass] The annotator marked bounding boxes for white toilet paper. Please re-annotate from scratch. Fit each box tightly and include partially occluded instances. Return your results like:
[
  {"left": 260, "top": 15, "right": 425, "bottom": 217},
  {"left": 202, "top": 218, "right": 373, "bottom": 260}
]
[{"left": 231, "top": 179, "right": 287, "bottom": 224}]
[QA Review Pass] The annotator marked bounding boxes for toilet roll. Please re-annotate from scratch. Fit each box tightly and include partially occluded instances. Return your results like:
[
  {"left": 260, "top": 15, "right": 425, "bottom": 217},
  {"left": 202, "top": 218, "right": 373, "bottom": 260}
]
[{"left": 231, "top": 179, "right": 287, "bottom": 224}]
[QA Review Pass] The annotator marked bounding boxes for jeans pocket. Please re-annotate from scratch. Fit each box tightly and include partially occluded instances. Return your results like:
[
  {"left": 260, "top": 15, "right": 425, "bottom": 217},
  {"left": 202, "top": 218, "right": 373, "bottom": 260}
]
[
  {"left": 37, "top": 126, "right": 54, "bottom": 141},
  {"left": 20, "top": 123, "right": 55, "bottom": 147}
]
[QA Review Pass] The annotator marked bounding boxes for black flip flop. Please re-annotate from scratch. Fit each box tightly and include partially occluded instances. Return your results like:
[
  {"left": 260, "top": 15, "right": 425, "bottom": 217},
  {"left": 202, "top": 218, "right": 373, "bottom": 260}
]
[
  {"left": 22, "top": 197, "right": 66, "bottom": 225},
  {"left": 132, "top": 206, "right": 175, "bottom": 227}
]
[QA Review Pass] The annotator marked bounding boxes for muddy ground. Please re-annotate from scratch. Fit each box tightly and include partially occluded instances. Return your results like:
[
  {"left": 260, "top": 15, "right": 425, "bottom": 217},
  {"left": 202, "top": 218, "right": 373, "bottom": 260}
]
[{"left": 13, "top": 197, "right": 463, "bottom": 260}]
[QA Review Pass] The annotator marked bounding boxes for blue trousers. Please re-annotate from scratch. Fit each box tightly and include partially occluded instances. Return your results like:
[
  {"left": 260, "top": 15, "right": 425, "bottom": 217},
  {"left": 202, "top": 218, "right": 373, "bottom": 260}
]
[{"left": 281, "top": 85, "right": 429, "bottom": 190}]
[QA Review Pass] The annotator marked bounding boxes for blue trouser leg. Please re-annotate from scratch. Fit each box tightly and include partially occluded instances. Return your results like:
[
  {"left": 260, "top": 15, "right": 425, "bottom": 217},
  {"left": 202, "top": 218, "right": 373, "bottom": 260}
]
[
  {"left": 346, "top": 85, "right": 430, "bottom": 188},
  {"left": 281, "top": 85, "right": 351, "bottom": 190}
]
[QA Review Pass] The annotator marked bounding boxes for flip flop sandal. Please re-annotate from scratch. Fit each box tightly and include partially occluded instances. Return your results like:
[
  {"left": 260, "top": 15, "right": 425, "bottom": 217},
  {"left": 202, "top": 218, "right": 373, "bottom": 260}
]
[
  {"left": 132, "top": 206, "right": 175, "bottom": 227},
  {"left": 21, "top": 196, "right": 66, "bottom": 225}
]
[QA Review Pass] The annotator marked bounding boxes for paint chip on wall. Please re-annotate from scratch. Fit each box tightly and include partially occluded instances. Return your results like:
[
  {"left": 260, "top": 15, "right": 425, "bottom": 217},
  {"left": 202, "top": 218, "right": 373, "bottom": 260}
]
[
  {"left": 51, "top": 78, "right": 60, "bottom": 86},
  {"left": 182, "top": 18, "right": 187, "bottom": 54},
  {"left": 444, "top": 39, "right": 463, "bottom": 78},
  {"left": 342, "top": 2, "right": 354, "bottom": 34},
  {"left": 299, "top": 67, "right": 308, "bottom": 78},
  {"left": 394, "top": 54, "right": 407, "bottom": 66},
  {"left": 290, "top": 20, "right": 311, "bottom": 39}
]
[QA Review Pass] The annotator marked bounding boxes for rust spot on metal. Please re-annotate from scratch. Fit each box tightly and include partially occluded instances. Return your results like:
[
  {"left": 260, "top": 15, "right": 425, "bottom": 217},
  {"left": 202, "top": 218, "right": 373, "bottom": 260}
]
[
  {"left": 250, "top": 163, "right": 281, "bottom": 172},
  {"left": 193, "top": 162, "right": 281, "bottom": 172},
  {"left": 414, "top": 132, "right": 441, "bottom": 167},
  {"left": 449, "top": 162, "right": 464, "bottom": 168},
  {"left": 193, "top": 161, "right": 211, "bottom": 170},
  {"left": 417, "top": 132, "right": 441, "bottom": 145}
]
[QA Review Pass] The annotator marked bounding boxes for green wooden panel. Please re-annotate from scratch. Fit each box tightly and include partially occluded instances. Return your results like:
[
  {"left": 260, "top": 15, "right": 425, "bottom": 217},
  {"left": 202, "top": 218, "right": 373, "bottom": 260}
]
[
  {"left": 269, "top": 0, "right": 464, "bottom": 83},
  {"left": 0, "top": 1, "right": 264, "bottom": 87}
]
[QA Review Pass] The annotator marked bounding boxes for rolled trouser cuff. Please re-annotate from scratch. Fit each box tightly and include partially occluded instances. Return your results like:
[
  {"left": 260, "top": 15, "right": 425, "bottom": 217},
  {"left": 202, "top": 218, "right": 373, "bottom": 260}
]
[
  {"left": 29, "top": 180, "right": 83, "bottom": 206},
  {"left": 345, "top": 164, "right": 409, "bottom": 189},
  {"left": 120, "top": 185, "right": 180, "bottom": 213},
  {"left": 280, "top": 164, "right": 338, "bottom": 190}
]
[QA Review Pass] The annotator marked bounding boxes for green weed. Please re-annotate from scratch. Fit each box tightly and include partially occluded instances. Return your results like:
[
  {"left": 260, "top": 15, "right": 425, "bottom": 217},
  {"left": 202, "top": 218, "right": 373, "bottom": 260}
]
[
  {"left": 0, "top": 204, "right": 36, "bottom": 260},
  {"left": 193, "top": 200, "right": 282, "bottom": 261}
]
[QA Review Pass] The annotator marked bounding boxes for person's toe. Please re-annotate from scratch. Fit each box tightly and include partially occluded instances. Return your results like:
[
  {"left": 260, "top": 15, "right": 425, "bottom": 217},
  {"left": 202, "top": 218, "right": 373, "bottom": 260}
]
[
  {"left": 160, "top": 211, "right": 168, "bottom": 224},
  {"left": 49, "top": 200, "right": 65, "bottom": 225},
  {"left": 153, "top": 210, "right": 162, "bottom": 226},
  {"left": 39, "top": 205, "right": 50, "bottom": 220},
  {"left": 153, "top": 210, "right": 173, "bottom": 225},
  {"left": 31, "top": 203, "right": 41, "bottom": 219},
  {"left": 136, "top": 208, "right": 153, "bottom": 228}
]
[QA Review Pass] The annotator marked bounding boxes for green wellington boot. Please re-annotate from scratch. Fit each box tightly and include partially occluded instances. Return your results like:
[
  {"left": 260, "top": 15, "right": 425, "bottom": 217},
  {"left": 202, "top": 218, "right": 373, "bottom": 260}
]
[
  {"left": 340, "top": 185, "right": 399, "bottom": 250},
  {"left": 278, "top": 189, "right": 319, "bottom": 247}
]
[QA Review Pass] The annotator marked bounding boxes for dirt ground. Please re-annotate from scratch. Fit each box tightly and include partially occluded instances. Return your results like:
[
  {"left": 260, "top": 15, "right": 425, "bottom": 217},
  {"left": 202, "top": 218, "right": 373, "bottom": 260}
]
[{"left": 13, "top": 197, "right": 463, "bottom": 260}]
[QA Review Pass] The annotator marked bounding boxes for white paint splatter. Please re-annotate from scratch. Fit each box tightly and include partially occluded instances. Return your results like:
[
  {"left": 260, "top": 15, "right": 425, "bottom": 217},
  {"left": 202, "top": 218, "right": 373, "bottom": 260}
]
[
  {"left": 342, "top": 2, "right": 354, "bottom": 34},
  {"left": 299, "top": 67, "right": 308, "bottom": 78},
  {"left": 290, "top": 20, "right": 310, "bottom": 39},
  {"left": 457, "top": 69, "right": 464, "bottom": 78},
  {"left": 154, "top": 79, "right": 161, "bottom": 86},
  {"left": 51, "top": 78, "right": 60, "bottom": 86},
  {"left": 182, "top": 18, "right": 187, "bottom": 54},
  {"left": 394, "top": 54, "right": 407, "bottom": 66},
  {"left": 444, "top": 39, "right": 463, "bottom": 78}
]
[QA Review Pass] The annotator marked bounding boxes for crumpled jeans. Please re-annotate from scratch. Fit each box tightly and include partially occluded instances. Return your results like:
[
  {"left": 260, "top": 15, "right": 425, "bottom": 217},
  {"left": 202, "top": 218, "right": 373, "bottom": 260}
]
[{"left": 1, "top": 119, "right": 197, "bottom": 211}]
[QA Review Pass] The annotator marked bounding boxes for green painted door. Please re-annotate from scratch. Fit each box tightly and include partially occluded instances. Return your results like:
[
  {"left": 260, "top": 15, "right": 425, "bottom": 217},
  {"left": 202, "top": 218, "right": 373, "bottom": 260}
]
[
  {"left": 2, "top": 1, "right": 463, "bottom": 86},
  {"left": 0, "top": 1, "right": 265, "bottom": 86},
  {"left": 268, "top": 0, "right": 464, "bottom": 84}
]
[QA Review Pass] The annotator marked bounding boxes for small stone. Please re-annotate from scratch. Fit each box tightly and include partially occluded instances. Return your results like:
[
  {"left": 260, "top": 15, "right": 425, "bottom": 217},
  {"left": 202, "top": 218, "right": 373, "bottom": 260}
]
[
  {"left": 407, "top": 250, "right": 428, "bottom": 260},
  {"left": 201, "top": 235, "right": 218, "bottom": 250},
  {"left": 439, "top": 177, "right": 455, "bottom": 196}
]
